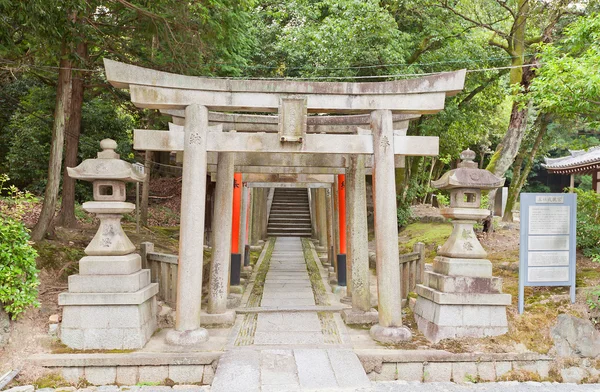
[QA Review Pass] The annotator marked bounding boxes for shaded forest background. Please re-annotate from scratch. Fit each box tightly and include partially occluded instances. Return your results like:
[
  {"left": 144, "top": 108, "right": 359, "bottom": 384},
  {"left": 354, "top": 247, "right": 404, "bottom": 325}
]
[{"left": 0, "top": 0, "right": 599, "bottom": 241}]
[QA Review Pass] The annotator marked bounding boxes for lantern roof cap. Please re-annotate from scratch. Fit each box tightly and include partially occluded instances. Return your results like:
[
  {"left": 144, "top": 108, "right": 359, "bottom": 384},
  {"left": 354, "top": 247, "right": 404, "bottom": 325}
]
[
  {"left": 67, "top": 139, "right": 145, "bottom": 182},
  {"left": 431, "top": 149, "right": 504, "bottom": 190}
]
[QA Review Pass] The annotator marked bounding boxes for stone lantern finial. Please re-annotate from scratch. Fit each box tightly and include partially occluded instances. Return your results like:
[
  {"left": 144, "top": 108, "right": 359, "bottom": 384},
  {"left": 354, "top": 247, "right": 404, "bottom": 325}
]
[
  {"left": 458, "top": 148, "right": 477, "bottom": 168},
  {"left": 98, "top": 138, "right": 119, "bottom": 159}
]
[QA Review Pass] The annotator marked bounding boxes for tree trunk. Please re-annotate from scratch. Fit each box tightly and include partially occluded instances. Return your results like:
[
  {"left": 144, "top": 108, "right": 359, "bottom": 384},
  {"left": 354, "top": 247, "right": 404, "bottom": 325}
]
[
  {"left": 503, "top": 113, "right": 550, "bottom": 222},
  {"left": 56, "top": 41, "right": 87, "bottom": 228},
  {"left": 140, "top": 150, "right": 153, "bottom": 226},
  {"left": 31, "top": 44, "right": 72, "bottom": 242}
]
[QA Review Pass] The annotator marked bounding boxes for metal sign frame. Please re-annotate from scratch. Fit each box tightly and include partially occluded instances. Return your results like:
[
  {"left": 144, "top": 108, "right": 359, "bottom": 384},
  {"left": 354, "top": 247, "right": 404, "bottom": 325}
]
[{"left": 518, "top": 193, "right": 577, "bottom": 314}]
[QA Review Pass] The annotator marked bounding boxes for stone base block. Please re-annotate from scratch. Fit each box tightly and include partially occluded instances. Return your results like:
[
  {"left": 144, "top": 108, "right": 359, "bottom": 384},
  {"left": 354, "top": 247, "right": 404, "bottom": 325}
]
[
  {"left": 79, "top": 254, "right": 142, "bottom": 275},
  {"left": 370, "top": 324, "right": 412, "bottom": 344},
  {"left": 200, "top": 309, "right": 236, "bottom": 326},
  {"left": 68, "top": 270, "right": 150, "bottom": 293},
  {"left": 229, "top": 285, "right": 244, "bottom": 295},
  {"left": 425, "top": 271, "right": 502, "bottom": 293},
  {"left": 341, "top": 309, "right": 379, "bottom": 325},
  {"left": 59, "top": 283, "right": 158, "bottom": 306},
  {"left": 60, "top": 296, "right": 157, "bottom": 350},
  {"left": 165, "top": 328, "right": 209, "bottom": 346},
  {"left": 413, "top": 296, "right": 508, "bottom": 343},
  {"left": 416, "top": 285, "right": 511, "bottom": 305},
  {"left": 433, "top": 256, "right": 492, "bottom": 277}
]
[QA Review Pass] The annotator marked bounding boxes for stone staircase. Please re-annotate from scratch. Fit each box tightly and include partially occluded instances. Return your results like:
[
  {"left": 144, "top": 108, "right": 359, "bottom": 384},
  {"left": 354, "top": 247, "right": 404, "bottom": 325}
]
[{"left": 267, "top": 188, "right": 312, "bottom": 237}]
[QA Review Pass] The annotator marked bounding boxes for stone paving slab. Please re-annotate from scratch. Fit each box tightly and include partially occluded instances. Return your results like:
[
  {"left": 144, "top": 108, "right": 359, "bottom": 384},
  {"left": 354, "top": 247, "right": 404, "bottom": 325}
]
[
  {"left": 210, "top": 350, "right": 260, "bottom": 392},
  {"left": 260, "top": 298, "right": 316, "bottom": 307},
  {"left": 261, "top": 291, "right": 315, "bottom": 299},
  {"left": 256, "top": 313, "right": 322, "bottom": 332},
  {"left": 259, "top": 349, "right": 299, "bottom": 386},
  {"left": 327, "top": 349, "right": 371, "bottom": 388},
  {"left": 294, "top": 349, "right": 338, "bottom": 389},
  {"left": 254, "top": 331, "right": 325, "bottom": 345}
]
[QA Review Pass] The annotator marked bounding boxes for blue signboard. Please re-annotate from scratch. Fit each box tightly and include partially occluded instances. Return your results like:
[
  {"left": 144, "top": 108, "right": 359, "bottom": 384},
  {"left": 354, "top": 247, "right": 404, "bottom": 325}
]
[{"left": 519, "top": 193, "right": 577, "bottom": 314}]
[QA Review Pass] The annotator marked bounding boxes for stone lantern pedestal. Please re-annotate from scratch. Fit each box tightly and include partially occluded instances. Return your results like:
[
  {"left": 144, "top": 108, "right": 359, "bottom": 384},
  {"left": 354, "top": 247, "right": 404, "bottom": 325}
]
[
  {"left": 59, "top": 139, "right": 158, "bottom": 350},
  {"left": 414, "top": 149, "right": 511, "bottom": 342}
]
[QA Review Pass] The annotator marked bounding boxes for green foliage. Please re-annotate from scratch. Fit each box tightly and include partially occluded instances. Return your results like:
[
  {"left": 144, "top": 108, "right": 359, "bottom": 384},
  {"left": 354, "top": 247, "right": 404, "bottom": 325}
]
[
  {"left": 435, "top": 192, "right": 450, "bottom": 207},
  {"left": 5, "top": 85, "right": 134, "bottom": 200},
  {"left": 531, "top": 13, "right": 600, "bottom": 123},
  {"left": 573, "top": 188, "right": 600, "bottom": 258},
  {"left": 0, "top": 174, "right": 40, "bottom": 318}
]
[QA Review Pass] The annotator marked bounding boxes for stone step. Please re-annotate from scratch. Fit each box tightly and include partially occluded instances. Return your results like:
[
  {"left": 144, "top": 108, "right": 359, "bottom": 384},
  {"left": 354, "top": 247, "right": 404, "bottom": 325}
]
[
  {"left": 268, "top": 222, "right": 312, "bottom": 228},
  {"left": 268, "top": 229, "right": 312, "bottom": 234},
  {"left": 268, "top": 217, "right": 312, "bottom": 222},
  {"left": 211, "top": 349, "right": 370, "bottom": 392}
]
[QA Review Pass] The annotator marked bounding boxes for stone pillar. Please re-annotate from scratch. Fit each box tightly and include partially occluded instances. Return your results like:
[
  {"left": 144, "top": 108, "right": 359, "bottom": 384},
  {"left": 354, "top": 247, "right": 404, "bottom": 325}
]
[
  {"left": 208, "top": 151, "right": 234, "bottom": 315},
  {"left": 342, "top": 155, "right": 378, "bottom": 324},
  {"left": 240, "top": 185, "right": 249, "bottom": 257},
  {"left": 260, "top": 188, "right": 269, "bottom": 241},
  {"left": 332, "top": 177, "right": 340, "bottom": 272},
  {"left": 310, "top": 188, "right": 319, "bottom": 243},
  {"left": 369, "top": 109, "right": 412, "bottom": 343},
  {"left": 167, "top": 104, "right": 210, "bottom": 345},
  {"left": 342, "top": 164, "right": 354, "bottom": 302},
  {"left": 316, "top": 188, "right": 328, "bottom": 252},
  {"left": 325, "top": 187, "right": 334, "bottom": 267},
  {"left": 250, "top": 188, "right": 262, "bottom": 247}
]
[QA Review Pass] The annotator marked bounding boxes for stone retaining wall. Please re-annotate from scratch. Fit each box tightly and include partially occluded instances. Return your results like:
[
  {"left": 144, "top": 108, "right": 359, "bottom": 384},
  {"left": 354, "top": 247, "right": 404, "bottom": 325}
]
[
  {"left": 356, "top": 350, "right": 599, "bottom": 383},
  {"left": 29, "top": 353, "right": 221, "bottom": 386}
]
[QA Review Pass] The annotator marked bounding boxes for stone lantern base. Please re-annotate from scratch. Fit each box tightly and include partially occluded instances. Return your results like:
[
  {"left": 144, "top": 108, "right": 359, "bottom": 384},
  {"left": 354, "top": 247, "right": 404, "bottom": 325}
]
[
  {"left": 413, "top": 256, "right": 511, "bottom": 343},
  {"left": 59, "top": 254, "right": 158, "bottom": 350}
]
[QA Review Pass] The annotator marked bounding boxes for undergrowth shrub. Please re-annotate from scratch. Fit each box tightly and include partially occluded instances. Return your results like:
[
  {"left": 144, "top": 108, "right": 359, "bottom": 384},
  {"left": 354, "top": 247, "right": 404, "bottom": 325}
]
[
  {"left": 0, "top": 174, "right": 40, "bottom": 318},
  {"left": 573, "top": 189, "right": 600, "bottom": 258}
]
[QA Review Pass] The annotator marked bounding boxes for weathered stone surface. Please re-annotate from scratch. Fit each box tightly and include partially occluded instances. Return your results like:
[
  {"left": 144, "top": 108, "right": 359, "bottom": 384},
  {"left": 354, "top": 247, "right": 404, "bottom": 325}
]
[
  {"left": 79, "top": 254, "right": 141, "bottom": 276},
  {"left": 0, "top": 306, "right": 10, "bottom": 348},
  {"left": 424, "top": 362, "right": 452, "bottom": 382},
  {"left": 199, "top": 310, "right": 235, "bottom": 326},
  {"left": 211, "top": 350, "right": 260, "bottom": 392},
  {"left": 369, "top": 324, "right": 412, "bottom": 344},
  {"left": 341, "top": 309, "right": 379, "bottom": 325},
  {"left": 551, "top": 314, "right": 600, "bottom": 358},
  {"left": 396, "top": 362, "right": 423, "bottom": 382},
  {"left": 116, "top": 366, "right": 138, "bottom": 385},
  {"left": 294, "top": 349, "right": 337, "bottom": 389},
  {"left": 85, "top": 366, "right": 117, "bottom": 385},
  {"left": 168, "top": 365, "right": 204, "bottom": 383},
  {"left": 68, "top": 270, "right": 150, "bottom": 293},
  {"left": 138, "top": 365, "right": 168, "bottom": 383},
  {"left": 327, "top": 349, "right": 371, "bottom": 388},
  {"left": 202, "top": 364, "right": 215, "bottom": 385},
  {"left": 368, "top": 363, "right": 397, "bottom": 381},
  {"left": 5, "top": 386, "right": 34, "bottom": 392},
  {"left": 61, "top": 367, "right": 84, "bottom": 383},
  {"left": 477, "top": 362, "right": 496, "bottom": 381},
  {"left": 452, "top": 362, "right": 478, "bottom": 383},
  {"left": 561, "top": 367, "right": 587, "bottom": 383}
]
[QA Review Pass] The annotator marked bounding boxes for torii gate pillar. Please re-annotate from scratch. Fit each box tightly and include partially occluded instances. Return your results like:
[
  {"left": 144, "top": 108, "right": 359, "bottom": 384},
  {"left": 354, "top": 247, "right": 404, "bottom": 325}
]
[
  {"left": 166, "top": 104, "right": 210, "bottom": 345},
  {"left": 370, "top": 109, "right": 412, "bottom": 343}
]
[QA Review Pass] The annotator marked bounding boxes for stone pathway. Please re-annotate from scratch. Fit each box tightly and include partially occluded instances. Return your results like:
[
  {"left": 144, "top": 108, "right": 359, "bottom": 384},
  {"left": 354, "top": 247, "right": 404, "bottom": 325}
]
[{"left": 212, "top": 237, "right": 370, "bottom": 391}]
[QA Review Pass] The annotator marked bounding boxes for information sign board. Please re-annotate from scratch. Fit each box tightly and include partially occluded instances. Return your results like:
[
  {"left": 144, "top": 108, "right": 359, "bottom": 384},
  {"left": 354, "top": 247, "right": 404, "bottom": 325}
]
[{"left": 519, "top": 193, "right": 577, "bottom": 314}]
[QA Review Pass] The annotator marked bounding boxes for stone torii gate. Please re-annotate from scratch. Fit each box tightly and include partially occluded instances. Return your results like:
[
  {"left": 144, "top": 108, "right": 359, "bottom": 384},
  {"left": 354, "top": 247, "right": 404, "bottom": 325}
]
[{"left": 104, "top": 59, "right": 466, "bottom": 345}]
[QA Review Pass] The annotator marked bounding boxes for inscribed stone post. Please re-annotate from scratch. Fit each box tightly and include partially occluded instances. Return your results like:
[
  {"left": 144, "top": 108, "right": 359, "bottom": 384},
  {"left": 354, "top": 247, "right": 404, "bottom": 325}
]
[{"left": 369, "top": 109, "right": 412, "bottom": 343}]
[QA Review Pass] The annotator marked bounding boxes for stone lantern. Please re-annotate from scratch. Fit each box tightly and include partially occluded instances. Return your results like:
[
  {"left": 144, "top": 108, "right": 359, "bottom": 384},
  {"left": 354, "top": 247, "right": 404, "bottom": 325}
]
[
  {"left": 413, "top": 149, "right": 511, "bottom": 342},
  {"left": 59, "top": 139, "right": 158, "bottom": 350}
]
